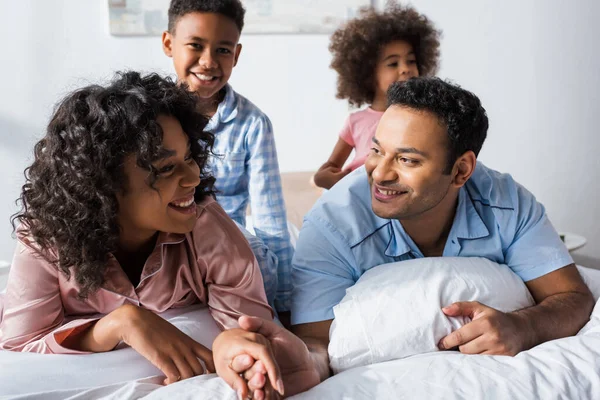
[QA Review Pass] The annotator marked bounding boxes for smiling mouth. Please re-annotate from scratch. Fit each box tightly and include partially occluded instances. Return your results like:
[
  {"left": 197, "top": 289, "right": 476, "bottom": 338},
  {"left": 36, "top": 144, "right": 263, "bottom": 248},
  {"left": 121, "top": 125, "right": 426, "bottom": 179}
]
[
  {"left": 168, "top": 195, "right": 196, "bottom": 215},
  {"left": 193, "top": 73, "right": 219, "bottom": 84},
  {"left": 373, "top": 186, "right": 409, "bottom": 201}
]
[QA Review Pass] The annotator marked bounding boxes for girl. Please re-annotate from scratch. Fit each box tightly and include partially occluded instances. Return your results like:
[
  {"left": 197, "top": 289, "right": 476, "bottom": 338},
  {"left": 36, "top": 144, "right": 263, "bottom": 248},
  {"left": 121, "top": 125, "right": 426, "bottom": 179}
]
[
  {"left": 0, "top": 71, "right": 275, "bottom": 386},
  {"left": 313, "top": 3, "right": 441, "bottom": 189}
]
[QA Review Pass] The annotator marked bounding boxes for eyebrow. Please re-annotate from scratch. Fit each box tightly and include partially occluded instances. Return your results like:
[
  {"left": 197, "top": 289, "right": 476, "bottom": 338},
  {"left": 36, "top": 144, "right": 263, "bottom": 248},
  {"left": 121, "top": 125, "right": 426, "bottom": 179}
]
[
  {"left": 372, "top": 137, "right": 428, "bottom": 157},
  {"left": 156, "top": 142, "right": 192, "bottom": 160},
  {"left": 383, "top": 52, "right": 415, "bottom": 62},
  {"left": 185, "top": 36, "right": 237, "bottom": 46}
]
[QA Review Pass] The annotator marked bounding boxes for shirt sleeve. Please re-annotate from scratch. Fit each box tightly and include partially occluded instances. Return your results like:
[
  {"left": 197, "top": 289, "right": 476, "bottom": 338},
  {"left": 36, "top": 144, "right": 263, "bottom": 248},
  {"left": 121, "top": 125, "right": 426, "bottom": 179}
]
[
  {"left": 291, "top": 216, "right": 357, "bottom": 325},
  {"left": 245, "top": 114, "right": 294, "bottom": 312},
  {"left": 338, "top": 115, "right": 354, "bottom": 147},
  {"left": 0, "top": 239, "right": 100, "bottom": 354},
  {"left": 504, "top": 182, "right": 574, "bottom": 282},
  {"left": 200, "top": 202, "right": 274, "bottom": 330}
]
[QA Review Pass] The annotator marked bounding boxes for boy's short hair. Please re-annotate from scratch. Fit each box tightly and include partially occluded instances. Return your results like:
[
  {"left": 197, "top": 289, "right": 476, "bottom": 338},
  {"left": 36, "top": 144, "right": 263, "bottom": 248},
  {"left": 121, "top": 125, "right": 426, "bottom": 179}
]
[
  {"left": 330, "top": 3, "right": 441, "bottom": 107},
  {"left": 388, "top": 77, "right": 488, "bottom": 173},
  {"left": 168, "top": 0, "right": 246, "bottom": 33}
]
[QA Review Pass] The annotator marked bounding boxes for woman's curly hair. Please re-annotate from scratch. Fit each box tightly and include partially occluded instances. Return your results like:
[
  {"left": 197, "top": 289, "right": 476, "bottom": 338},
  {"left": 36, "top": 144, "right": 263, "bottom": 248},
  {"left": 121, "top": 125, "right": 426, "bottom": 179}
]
[
  {"left": 329, "top": 2, "right": 441, "bottom": 107},
  {"left": 12, "top": 71, "right": 215, "bottom": 298}
]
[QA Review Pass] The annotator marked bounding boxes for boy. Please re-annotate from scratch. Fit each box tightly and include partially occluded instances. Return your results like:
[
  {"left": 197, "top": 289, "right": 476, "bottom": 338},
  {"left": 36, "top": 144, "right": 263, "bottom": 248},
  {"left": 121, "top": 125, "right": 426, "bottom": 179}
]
[{"left": 162, "top": 0, "right": 293, "bottom": 315}]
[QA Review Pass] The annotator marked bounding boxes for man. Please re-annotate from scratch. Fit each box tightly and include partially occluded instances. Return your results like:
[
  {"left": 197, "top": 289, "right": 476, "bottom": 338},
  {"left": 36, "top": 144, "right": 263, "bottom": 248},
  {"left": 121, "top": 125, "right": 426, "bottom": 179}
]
[{"left": 215, "top": 77, "right": 594, "bottom": 399}]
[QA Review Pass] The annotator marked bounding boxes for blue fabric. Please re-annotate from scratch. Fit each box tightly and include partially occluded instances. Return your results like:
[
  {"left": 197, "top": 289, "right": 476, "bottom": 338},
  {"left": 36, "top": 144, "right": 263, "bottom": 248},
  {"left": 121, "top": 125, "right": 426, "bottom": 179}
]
[
  {"left": 206, "top": 85, "right": 293, "bottom": 312},
  {"left": 291, "top": 162, "right": 573, "bottom": 325}
]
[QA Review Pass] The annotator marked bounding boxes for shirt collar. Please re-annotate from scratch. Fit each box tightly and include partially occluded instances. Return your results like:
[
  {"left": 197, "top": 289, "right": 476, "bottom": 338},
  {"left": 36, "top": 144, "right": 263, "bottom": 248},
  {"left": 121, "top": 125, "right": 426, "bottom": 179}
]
[
  {"left": 450, "top": 187, "right": 490, "bottom": 240},
  {"left": 384, "top": 187, "right": 489, "bottom": 258},
  {"left": 101, "top": 231, "right": 186, "bottom": 297},
  {"left": 206, "top": 84, "right": 238, "bottom": 131}
]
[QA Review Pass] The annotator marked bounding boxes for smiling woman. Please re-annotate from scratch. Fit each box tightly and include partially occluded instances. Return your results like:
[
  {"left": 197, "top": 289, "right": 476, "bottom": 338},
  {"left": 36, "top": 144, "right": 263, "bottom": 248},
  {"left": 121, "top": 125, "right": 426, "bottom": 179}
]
[{"left": 0, "top": 71, "right": 274, "bottom": 386}]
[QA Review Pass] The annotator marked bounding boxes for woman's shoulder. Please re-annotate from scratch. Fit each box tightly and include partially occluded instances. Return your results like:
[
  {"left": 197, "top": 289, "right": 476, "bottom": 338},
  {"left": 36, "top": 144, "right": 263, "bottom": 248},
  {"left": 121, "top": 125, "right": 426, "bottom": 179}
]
[{"left": 192, "top": 196, "right": 241, "bottom": 240}]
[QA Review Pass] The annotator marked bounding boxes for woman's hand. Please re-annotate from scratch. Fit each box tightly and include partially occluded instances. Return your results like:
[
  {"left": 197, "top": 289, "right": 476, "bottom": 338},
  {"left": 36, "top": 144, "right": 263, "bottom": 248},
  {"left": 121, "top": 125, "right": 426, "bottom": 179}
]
[
  {"left": 64, "top": 304, "right": 215, "bottom": 385},
  {"left": 118, "top": 305, "right": 215, "bottom": 384}
]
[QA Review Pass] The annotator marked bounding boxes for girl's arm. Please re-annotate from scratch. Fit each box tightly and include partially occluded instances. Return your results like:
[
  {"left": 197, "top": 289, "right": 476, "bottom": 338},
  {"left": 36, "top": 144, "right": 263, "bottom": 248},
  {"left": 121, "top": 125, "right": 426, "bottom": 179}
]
[{"left": 313, "top": 138, "right": 353, "bottom": 189}]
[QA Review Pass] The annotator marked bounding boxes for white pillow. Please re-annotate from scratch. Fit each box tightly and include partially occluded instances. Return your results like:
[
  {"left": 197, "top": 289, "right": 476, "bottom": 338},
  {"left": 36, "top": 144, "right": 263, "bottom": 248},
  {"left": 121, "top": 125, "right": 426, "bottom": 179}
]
[{"left": 328, "top": 257, "right": 534, "bottom": 373}]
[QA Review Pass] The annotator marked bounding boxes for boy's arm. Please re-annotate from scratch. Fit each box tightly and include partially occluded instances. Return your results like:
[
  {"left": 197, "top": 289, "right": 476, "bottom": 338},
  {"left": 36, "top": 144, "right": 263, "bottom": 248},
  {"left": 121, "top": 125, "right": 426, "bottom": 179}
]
[{"left": 245, "top": 115, "right": 294, "bottom": 312}]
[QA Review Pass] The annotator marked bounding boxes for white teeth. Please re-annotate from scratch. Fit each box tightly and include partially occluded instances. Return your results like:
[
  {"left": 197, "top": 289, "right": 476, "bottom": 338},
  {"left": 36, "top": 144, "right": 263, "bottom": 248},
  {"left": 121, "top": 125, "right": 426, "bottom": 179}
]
[
  {"left": 380, "top": 189, "right": 402, "bottom": 196},
  {"left": 171, "top": 197, "right": 194, "bottom": 208},
  {"left": 196, "top": 73, "right": 215, "bottom": 81}
]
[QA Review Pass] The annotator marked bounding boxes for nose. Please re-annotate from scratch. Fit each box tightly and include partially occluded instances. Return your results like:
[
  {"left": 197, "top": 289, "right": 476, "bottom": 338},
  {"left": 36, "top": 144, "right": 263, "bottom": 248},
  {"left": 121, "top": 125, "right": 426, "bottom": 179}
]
[
  {"left": 180, "top": 160, "right": 201, "bottom": 188},
  {"left": 199, "top": 49, "right": 218, "bottom": 69},
  {"left": 370, "top": 156, "right": 398, "bottom": 184},
  {"left": 398, "top": 61, "right": 413, "bottom": 77}
]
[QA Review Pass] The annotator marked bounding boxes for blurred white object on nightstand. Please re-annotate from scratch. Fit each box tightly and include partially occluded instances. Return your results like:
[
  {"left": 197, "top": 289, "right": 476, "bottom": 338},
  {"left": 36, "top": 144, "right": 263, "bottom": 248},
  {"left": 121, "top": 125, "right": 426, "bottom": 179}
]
[{"left": 559, "top": 232, "right": 587, "bottom": 252}]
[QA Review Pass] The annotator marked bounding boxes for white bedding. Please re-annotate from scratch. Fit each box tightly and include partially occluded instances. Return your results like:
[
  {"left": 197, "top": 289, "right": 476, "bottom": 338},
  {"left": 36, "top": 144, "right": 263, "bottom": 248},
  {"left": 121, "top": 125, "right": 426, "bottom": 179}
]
[{"left": 1, "top": 266, "right": 600, "bottom": 400}]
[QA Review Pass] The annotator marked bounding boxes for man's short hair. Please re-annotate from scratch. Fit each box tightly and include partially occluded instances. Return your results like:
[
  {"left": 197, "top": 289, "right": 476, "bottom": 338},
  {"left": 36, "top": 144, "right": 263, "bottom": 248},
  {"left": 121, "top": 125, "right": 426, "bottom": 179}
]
[
  {"left": 387, "top": 77, "right": 489, "bottom": 173},
  {"left": 168, "top": 0, "right": 246, "bottom": 34}
]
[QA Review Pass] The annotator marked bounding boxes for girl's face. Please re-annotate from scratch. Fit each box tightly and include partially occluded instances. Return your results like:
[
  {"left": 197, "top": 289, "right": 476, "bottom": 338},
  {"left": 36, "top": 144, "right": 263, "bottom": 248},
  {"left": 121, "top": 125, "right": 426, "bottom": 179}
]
[
  {"left": 374, "top": 40, "right": 419, "bottom": 101},
  {"left": 116, "top": 115, "right": 201, "bottom": 248}
]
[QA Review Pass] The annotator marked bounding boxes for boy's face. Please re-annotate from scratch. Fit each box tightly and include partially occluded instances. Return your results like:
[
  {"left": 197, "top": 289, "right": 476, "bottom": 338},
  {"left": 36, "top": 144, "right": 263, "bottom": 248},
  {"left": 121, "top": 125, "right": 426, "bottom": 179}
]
[{"left": 162, "top": 12, "right": 241, "bottom": 101}]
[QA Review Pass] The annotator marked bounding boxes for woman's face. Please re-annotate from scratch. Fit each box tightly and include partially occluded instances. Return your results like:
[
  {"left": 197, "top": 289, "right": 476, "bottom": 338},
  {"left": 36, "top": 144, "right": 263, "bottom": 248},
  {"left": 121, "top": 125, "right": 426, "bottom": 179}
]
[{"left": 116, "top": 114, "right": 201, "bottom": 246}]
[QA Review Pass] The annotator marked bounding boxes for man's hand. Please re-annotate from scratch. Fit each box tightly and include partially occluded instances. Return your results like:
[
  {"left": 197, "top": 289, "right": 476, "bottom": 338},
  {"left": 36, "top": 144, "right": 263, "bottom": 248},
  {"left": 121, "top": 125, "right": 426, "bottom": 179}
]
[
  {"left": 212, "top": 325, "right": 283, "bottom": 400},
  {"left": 438, "top": 301, "right": 532, "bottom": 356},
  {"left": 228, "top": 316, "right": 320, "bottom": 399}
]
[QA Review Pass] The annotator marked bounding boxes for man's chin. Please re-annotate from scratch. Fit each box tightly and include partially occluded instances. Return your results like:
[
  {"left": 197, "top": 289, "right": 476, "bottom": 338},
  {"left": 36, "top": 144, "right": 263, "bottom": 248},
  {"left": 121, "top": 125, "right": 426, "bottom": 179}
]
[{"left": 372, "top": 205, "right": 401, "bottom": 220}]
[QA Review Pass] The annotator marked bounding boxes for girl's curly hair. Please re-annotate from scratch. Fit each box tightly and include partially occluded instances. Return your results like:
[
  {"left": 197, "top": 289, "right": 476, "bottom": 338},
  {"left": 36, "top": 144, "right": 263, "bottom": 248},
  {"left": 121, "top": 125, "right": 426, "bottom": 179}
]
[
  {"left": 12, "top": 71, "right": 215, "bottom": 298},
  {"left": 330, "top": 2, "right": 441, "bottom": 107}
]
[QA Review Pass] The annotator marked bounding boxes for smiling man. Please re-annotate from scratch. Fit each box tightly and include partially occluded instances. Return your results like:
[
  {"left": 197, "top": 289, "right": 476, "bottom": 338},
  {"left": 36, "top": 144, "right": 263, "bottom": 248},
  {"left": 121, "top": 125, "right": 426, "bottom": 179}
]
[
  {"left": 280, "top": 77, "right": 594, "bottom": 384},
  {"left": 216, "top": 77, "right": 595, "bottom": 398}
]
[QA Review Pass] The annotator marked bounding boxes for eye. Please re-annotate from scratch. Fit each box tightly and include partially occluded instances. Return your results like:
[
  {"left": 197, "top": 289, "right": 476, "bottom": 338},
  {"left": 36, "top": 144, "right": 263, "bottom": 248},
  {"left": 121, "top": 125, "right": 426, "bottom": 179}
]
[
  {"left": 371, "top": 147, "right": 381, "bottom": 155},
  {"left": 388, "top": 62, "right": 398, "bottom": 67},
  {"left": 217, "top": 48, "right": 232, "bottom": 54},
  {"left": 185, "top": 153, "right": 194, "bottom": 163},
  {"left": 398, "top": 157, "right": 417, "bottom": 165},
  {"left": 188, "top": 43, "right": 202, "bottom": 50},
  {"left": 158, "top": 164, "right": 175, "bottom": 174},
  {"left": 407, "top": 59, "right": 417, "bottom": 65}
]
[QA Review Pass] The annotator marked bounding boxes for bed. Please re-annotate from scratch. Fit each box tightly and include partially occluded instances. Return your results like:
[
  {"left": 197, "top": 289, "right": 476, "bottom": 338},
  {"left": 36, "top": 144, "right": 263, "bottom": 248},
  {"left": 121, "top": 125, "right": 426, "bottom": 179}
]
[{"left": 1, "top": 262, "right": 599, "bottom": 400}]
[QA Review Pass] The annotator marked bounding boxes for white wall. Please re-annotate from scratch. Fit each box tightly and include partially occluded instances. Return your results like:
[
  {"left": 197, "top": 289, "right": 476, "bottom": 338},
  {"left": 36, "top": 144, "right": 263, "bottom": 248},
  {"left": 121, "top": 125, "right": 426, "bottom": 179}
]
[{"left": 0, "top": 0, "right": 598, "bottom": 266}]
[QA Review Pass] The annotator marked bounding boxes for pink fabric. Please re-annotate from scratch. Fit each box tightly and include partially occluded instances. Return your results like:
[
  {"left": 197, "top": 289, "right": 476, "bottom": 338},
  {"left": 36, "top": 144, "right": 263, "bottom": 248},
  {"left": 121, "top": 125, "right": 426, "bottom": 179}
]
[
  {"left": 0, "top": 197, "right": 272, "bottom": 354},
  {"left": 339, "top": 108, "right": 384, "bottom": 172}
]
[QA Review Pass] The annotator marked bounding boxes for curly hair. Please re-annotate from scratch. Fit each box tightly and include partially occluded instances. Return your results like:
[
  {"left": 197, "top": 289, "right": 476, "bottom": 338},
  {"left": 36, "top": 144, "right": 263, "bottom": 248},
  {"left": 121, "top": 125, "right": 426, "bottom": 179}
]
[
  {"left": 330, "top": 2, "right": 441, "bottom": 107},
  {"left": 12, "top": 71, "right": 215, "bottom": 298},
  {"left": 168, "top": 0, "right": 246, "bottom": 33},
  {"left": 387, "top": 77, "right": 488, "bottom": 173}
]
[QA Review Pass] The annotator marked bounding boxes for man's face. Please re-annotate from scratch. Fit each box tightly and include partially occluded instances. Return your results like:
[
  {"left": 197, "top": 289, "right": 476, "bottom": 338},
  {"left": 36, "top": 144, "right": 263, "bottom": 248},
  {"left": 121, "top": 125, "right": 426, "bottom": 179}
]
[
  {"left": 365, "top": 106, "right": 454, "bottom": 220},
  {"left": 162, "top": 12, "right": 241, "bottom": 101}
]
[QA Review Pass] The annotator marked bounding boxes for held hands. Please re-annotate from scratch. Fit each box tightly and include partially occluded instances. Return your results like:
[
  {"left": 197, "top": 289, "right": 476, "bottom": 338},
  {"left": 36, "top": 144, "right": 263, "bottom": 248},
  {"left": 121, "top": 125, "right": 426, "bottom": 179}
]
[
  {"left": 116, "top": 304, "right": 215, "bottom": 385},
  {"left": 213, "top": 316, "right": 319, "bottom": 400},
  {"left": 438, "top": 301, "right": 533, "bottom": 356}
]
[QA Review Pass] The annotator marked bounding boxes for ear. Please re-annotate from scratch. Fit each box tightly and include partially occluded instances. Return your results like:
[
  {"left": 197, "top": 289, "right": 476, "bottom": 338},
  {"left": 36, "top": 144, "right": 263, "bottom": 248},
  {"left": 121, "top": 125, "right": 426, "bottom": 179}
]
[
  {"left": 451, "top": 151, "right": 477, "bottom": 188},
  {"left": 233, "top": 43, "right": 242, "bottom": 67},
  {"left": 162, "top": 31, "right": 173, "bottom": 57}
]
